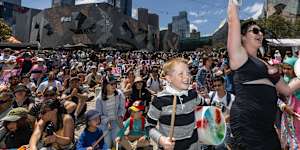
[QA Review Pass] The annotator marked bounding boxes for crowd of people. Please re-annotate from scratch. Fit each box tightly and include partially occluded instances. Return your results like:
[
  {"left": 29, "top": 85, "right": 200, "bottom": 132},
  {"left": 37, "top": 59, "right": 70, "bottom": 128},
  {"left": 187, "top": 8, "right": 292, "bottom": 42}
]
[{"left": 0, "top": 1, "right": 300, "bottom": 150}]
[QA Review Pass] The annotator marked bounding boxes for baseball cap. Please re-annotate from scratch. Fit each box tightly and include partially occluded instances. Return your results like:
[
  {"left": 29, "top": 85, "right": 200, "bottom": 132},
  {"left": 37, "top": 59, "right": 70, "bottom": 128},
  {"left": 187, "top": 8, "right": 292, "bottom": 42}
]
[
  {"left": 1, "top": 107, "right": 28, "bottom": 122},
  {"left": 85, "top": 109, "right": 100, "bottom": 121},
  {"left": 129, "top": 100, "right": 145, "bottom": 112},
  {"left": 14, "top": 85, "right": 27, "bottom": 94}
]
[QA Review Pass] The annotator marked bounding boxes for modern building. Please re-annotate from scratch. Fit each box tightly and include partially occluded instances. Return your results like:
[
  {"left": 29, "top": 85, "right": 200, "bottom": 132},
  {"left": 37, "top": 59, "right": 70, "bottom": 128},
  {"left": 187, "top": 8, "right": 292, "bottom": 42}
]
[
  {"left": 138, "top": 8, "right": 159, "bottom": 29},
  {"left": 0, "top": 1, "right": 40, "bottom": 42},
  {"left": 0, "top": 0, "right": 21, "bottom": 6},
  {"left": 30, "top": 3, "right": 159, "bottom": 50},
  {"left": 52, "top": 0, "right": 75, "bottom": 7},
  {"left": 267, "top": 0, "right": 300, "bottom": 22},
  {"left": 190, "top": 29, "right": 200, "bottom": 39},
  {"left": 170, "top": 11, "right": 190, "bottom": 39},
  {"left": 75, "top": 0, "right": 132, "bottom": 16}
]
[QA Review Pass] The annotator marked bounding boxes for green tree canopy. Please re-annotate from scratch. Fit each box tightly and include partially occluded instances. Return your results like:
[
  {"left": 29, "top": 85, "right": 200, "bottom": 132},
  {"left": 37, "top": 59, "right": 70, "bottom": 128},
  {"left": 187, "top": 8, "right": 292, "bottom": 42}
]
[{"left": 0, "top": 19, "right": 12, "bottom": 42}]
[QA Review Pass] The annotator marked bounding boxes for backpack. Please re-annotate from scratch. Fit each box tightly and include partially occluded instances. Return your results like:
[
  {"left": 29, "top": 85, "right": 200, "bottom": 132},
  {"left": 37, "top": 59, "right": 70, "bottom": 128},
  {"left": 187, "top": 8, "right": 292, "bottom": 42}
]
[
  {"left": 210, "top": 91, "right": 232, "bottom": 112},
  {"left": 129, "top": 116, "right": 145, "bottom": 131}
]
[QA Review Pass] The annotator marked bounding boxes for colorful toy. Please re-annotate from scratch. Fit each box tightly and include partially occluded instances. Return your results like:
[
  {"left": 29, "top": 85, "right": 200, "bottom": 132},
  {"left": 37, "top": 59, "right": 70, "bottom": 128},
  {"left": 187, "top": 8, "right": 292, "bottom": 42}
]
[{"left": 195, "top": 106, "right": 226, "bottom": 145}]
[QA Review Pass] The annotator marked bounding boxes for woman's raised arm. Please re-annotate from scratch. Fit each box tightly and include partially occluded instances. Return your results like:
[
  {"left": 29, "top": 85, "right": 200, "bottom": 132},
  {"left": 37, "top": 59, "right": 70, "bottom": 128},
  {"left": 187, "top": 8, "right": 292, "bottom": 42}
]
[{"left": 227, "top": 0, "right": 248, "bottom": 70}]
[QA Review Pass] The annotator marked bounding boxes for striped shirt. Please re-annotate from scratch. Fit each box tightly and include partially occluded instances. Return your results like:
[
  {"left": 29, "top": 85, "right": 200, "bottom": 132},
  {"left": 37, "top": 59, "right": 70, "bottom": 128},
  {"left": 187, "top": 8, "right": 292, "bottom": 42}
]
[
  {"left": 106, "top": 95, "right": 117, "bottom": 120},
  {"left": 146, "top": 88, "right": 207, "bottom": 149}
]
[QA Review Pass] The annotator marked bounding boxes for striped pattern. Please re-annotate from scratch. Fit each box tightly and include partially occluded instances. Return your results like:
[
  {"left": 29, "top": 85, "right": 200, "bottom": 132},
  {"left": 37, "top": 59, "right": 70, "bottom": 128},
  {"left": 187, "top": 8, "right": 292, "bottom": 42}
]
[{"left": 146, "top": 89, "right": 207, "bottom": 149}]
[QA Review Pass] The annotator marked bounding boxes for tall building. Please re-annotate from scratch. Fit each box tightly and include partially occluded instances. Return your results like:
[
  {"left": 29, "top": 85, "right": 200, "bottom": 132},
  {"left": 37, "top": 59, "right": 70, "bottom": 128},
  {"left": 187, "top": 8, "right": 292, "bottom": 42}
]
[
  {"left": 0, "top": 0, "right": 21, "bottom": 6},
  {"left": 107, "top": 0, "right": 132, "bottom": 16},
  {"left": 170, "top": 11, "right": 190, "bottom": 39},
  {"left": 0, "top": 1, "right": 40, "bottom": 42},
  {"left": 267, "top": 0, "right": 300, "bottom": 22},
  {"left": 76, "top": 0, "right": 131, "bottom": 16},
  {"left": 138, "top": 8, "right": 159, "bottom": 29},
  {"left": 52, "top": 0, "right": 75, "bottom": 7}
]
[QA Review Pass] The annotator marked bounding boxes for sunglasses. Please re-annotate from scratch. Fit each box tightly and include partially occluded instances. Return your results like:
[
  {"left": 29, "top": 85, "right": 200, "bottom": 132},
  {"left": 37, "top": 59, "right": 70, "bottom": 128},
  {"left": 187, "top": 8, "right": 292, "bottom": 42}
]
[
  {"left": 283, "top": 67, "right": 292, "bottom": 70},
  {"left": 40, "top": 109, "right": 52, "bottom": 115},
  {"left": 248, "top": 28, "right": 264, "bottom": 35}
]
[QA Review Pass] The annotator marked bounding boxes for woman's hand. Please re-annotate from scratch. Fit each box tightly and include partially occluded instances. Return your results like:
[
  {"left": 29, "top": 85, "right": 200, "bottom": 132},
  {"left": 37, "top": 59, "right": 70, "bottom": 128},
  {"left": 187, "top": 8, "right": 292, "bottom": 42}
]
[
  {"left": 159, "top": 136, "right": 175, "bottom": 150},
  {"left": 43, "top": 133, "right": 57, "bottom": 145}
]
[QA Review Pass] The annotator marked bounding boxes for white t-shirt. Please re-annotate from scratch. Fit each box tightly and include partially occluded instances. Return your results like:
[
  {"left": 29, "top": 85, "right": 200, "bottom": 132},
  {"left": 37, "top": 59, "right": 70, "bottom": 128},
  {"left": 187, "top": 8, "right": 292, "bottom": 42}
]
[
  {"left": 146, "top": 78, "right": 162, "bottom": 93},
  {"left": 37, "top": 80, "right": 62, "bottom": 93},
  {"left": 209, "top": 91, "right": 235, "bottom": 115}
]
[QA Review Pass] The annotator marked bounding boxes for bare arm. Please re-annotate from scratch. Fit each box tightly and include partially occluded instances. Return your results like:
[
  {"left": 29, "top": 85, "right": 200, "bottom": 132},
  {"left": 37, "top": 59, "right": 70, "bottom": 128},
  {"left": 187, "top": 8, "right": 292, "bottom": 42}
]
[
  {"left": 227, "top": 0, "right": 248, "bottom": 70},
  {"left": 29, "top": 120, "right": 45, "bottom": 150},
  {"left": 276, "top": 78, "right": 300, "bottom": 96},
  {"left": 55, "top": 115, "right": 74, "bottom": 145}
]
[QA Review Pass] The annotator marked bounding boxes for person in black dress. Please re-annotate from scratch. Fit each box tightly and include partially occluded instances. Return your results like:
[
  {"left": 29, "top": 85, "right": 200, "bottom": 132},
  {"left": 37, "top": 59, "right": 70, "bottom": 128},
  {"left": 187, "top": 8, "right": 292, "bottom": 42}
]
[{"left": 227, "top": 0, "right": 300, "bottom": 149}]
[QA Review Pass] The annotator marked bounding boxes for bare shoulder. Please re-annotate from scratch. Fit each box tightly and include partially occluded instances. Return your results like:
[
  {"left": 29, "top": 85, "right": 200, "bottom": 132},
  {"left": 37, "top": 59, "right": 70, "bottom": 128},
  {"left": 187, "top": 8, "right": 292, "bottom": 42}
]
[{"left": 63, "top": 114, "right": 74, "bottom": 124}]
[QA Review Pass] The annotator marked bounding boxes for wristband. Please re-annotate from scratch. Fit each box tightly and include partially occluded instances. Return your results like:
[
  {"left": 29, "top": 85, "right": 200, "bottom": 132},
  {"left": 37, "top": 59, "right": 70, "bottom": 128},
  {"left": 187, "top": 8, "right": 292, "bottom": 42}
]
[{"left": 230, "top": 0, "right": 242, "bottom": 6}]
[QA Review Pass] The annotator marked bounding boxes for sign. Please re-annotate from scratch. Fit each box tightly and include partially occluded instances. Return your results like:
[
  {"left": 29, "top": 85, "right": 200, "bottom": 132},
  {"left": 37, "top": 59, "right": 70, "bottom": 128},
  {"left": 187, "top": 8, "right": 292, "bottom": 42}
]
[
  {"left": 112, "top": 67, "right": 122, "bottom": 77},
  {"left": 61, "top": 16, "right": 72, "bottom": 22}
]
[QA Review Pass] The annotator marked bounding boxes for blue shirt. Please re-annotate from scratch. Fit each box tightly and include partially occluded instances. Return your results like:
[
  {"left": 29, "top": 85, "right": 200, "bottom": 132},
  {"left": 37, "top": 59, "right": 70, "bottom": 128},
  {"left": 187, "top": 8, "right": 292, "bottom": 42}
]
[{"left": 76, "top": 128, "right": 107, "bottom": 150}]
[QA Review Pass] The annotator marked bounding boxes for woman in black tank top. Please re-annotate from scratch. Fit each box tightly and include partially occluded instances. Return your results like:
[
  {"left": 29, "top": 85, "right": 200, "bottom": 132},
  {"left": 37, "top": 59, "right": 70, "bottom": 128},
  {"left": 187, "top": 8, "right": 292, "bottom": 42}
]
[{"left": 227, "top": 0, "right": 300, "bottom": 149}]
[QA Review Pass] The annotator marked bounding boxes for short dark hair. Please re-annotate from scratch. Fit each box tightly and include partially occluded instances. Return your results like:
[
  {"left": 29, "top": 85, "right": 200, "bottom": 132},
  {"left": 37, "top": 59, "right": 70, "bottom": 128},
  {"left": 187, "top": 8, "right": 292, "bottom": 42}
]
[
  {"left": 241, "top": 20, "right": 258, "bottom": 35},
  {"left": 213, "top": 76, "right": 225, "bottom": 84},
  {"left": 203, "top": 56, "right": 212, "bottom": 65}
]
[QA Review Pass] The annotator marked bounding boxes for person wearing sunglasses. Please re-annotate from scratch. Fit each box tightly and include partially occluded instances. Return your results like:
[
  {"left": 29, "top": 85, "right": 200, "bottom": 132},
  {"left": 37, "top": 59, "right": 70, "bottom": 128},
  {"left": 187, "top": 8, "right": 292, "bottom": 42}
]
[
  {"left": 208, "top": 77, "right": 235, "bottom": 150},
  {"left": 227, "top": 0, "right": 300, "bottom": 149}
]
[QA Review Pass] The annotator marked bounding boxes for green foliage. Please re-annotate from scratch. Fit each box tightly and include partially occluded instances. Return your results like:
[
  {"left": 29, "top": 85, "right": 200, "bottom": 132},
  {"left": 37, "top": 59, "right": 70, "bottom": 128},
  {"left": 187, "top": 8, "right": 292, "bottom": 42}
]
[
  {"left": 0, "top": 19, "right": 12, "bottom": 41},
  {"left": 256, "top": 14, "right": 296, "bottom": 38}
]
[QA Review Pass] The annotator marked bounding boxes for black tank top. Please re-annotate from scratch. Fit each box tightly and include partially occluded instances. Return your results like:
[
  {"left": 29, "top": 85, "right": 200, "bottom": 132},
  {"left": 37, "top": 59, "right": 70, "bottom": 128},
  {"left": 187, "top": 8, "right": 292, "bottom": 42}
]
[{"left": 233, "top": 56, "right": 269, "bottom": 85}]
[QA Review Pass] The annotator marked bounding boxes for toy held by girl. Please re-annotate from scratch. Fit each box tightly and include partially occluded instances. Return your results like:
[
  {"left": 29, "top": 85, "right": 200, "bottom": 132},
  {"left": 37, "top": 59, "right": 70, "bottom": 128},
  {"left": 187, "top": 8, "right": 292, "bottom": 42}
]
[
  {"left": 145, "top": 58, "right": 210, "bottom": 150},
  {"left": 115, "top": 100, "right": 150, "bottom": 150}
]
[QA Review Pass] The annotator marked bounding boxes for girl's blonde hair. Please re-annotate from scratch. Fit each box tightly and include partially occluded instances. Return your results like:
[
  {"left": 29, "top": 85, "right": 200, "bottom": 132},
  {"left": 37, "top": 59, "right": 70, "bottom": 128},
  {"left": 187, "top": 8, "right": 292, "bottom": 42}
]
[{"left": 161, "top": 58, "right": 188, "bottom": 78}]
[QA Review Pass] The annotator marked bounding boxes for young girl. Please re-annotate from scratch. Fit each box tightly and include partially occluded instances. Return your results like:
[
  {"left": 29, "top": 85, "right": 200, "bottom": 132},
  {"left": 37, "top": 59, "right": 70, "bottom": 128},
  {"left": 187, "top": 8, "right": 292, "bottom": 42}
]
[
  {"left": 76, "top": 109, "right": 107, "bottom": 150},
  {"left": 145, "top": 58, "right": 208, "bottom": 150},
  {"left": 279, "top": 57, "right": 300, "bottom": 149},
  {"left": 116, "top": 100, "right": 150, "bottom": 150},
  {"left": 96, "top": 77, "right": 126, "bottom": 149}
]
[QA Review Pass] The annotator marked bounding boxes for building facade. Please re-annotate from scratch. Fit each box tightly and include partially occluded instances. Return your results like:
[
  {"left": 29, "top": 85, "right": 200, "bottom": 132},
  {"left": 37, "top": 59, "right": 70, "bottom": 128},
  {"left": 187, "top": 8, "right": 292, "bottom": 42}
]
[
  {"left": 267, "top": 0, "right": 300, "bottom": 22},
  {"left": 76, "top": 0, "right": 132, "bottom": 16},
  {"left": 30, "top": 3, "right": 159, "bottom": 49},
  {"left": 52, "top": 0, "right": 75, "bottom": 7},
  {"left": 0, "top": 1, "right": 40, "bottom": 42},
  {"left": 0, "top": 0, "right": 21, "bottom": 6},
  {"left": 170, "top": 11, "right": 190, "bottom": 39}
]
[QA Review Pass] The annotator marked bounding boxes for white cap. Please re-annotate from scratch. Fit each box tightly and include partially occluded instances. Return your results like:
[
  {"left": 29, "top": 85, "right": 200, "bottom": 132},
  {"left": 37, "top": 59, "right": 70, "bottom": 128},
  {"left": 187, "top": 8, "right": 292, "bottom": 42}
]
[{"left": 37, "top": 58, "right": 45, "bottom": 62}]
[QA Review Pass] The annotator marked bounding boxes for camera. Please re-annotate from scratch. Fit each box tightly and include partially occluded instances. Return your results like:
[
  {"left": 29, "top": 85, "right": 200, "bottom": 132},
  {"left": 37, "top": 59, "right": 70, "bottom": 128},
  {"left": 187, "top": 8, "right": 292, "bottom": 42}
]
[{"left": 45, "top": 121, "right": 55, "bottom": 136}]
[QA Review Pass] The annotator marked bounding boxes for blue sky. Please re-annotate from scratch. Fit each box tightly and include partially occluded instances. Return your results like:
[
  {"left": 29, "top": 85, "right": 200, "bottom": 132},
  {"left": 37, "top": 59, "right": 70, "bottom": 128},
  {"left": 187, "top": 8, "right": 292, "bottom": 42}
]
[{"left": 22, "top": 0, "right": 265, "bottom": 36}]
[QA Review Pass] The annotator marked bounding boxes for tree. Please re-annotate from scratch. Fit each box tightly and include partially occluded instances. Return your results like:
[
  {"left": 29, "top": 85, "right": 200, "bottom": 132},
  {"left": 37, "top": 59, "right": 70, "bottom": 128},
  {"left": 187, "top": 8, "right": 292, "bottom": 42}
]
[
  {"left": 256, "top": 15, "right": 295, "bottom": 38},
  {"left": 0, "top": 19, "right": 12, "bottom": 42}
]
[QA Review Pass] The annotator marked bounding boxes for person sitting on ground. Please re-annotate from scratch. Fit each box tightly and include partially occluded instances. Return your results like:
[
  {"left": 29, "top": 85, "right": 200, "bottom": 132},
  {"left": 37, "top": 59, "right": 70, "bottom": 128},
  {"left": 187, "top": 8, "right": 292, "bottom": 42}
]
[
  {"left": 29, "top": 58, "right": 47, "bottom": 86},
  {"left": 29, "top": 99, "right": 74, "bottom": 150},
  {"left": 61, "top": 76, "right": 88, "bottom": 121},
  {"left": 116, "top": 101, "right": 150, "bottom": 150},
  {"left": 12, "top": 85, "right": 34, "bottom": 110},
  {"left": 84, "top": 65, "right": 102, "bottom": 89},
  {"left": 76, "top": 109, "right": 108, "bottom": 150},
  {"left": 0, "top": 85, "right": 13, "bottom": 119},
  {"left": 21, "top": 74, "right": 37, "bottom": 94},
  {"left": 0, "top": 107, "right": 32, "bottom": 149},
  {"left": 36, "top": 71, "right": 62, "bottom": 97}
]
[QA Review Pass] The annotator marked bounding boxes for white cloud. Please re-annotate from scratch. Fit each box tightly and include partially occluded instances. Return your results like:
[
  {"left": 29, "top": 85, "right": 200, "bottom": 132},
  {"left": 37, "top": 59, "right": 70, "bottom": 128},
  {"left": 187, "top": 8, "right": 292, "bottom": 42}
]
[
  {"left": 214, "top": 9, "right": 224, "bottom": 15},
  {"left": 132, "top": 8, "right": 138, "bottom": 19},
  {"left": 188, "top": 11, "right": 207, "bottom": 17},
  {"left": 192, "top": 19, "right": 208, "bottom": 24},
  {"left": 243, "top": 2, "right": 264, "bottom": 19},
  {"left": 75, "top": 0, "right": 107, "bottom": 5},
  {"left": 190, "top": 24, "right": 198, "bottom": 32}
]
